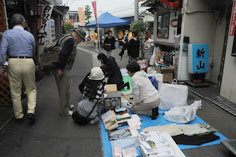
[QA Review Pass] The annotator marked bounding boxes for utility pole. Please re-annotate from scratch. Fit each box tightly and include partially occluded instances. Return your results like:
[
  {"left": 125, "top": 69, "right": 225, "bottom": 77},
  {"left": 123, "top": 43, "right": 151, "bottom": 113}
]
[{"left": 134, "top": 0, "right": 139, "bottom": 21}]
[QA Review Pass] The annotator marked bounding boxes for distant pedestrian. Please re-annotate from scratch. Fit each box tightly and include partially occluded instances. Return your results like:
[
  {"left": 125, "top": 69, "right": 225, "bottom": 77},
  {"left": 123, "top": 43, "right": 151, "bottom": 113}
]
[
  {"left": 0, "top": 13, "right": 36, "bottom": 123},
  {"left": 92, "top": 30, "right": 98, "bottom": 51},
  {"left": 127, "top": 31, "right": 139, "bottom": 63},
  {"left": 55, "top": 28, "right": 86, "bottom": 116},
  {"left": 119, "top": 30, "right": 129, "bottom": 60},
  {"left": 103, "top": 31, "right": 115, "bottom": 56}
]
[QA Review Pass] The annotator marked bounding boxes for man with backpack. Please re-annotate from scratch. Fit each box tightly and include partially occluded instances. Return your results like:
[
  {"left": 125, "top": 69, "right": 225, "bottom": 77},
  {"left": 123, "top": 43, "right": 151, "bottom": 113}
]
[{"left": 55, "top": 28, "right": 86, "bottom": 116}]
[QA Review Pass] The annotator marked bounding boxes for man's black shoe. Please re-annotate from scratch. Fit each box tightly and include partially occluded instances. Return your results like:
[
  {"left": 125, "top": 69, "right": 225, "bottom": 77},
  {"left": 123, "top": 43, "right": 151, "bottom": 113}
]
[
  {"left": 15, "top": 117, "right": 24, "bottom": 123},
  {"left": 27, "top": 113, "right": 36, "bottom": 123}
]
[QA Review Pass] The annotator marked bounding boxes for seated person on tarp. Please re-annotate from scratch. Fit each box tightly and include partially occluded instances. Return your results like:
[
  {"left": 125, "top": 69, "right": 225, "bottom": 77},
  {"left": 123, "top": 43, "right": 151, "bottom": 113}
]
[
  {"left": 97, "top": 53, "right": 129, "bottom": 91},
  {"left": 122, "top": 62, "right": 160, "bottom": 120},
  {"left": 72, "top": 67, "right": 105, "bottom": 125}
]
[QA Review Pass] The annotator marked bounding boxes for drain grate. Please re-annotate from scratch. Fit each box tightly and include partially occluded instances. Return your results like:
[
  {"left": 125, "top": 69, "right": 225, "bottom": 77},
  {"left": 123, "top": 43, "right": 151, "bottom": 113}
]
[{"left": 187, "top": 85, "right": 236, "bottom": 117}]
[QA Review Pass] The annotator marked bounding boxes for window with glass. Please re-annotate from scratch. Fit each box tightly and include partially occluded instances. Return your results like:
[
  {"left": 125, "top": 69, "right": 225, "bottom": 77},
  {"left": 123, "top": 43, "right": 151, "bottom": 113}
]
[{"left": 157, "top": 13, "right": 170, "bottom": 39}]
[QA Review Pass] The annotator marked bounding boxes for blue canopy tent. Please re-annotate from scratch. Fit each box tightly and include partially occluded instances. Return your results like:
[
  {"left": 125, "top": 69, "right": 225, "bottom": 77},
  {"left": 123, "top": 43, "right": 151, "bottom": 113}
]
[{"left": 85, "top": 12, "right": 131, "bottom": 28}]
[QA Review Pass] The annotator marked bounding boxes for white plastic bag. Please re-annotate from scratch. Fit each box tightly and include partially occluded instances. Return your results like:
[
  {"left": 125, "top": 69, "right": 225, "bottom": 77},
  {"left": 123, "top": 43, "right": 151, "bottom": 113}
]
[
  {"left": 164, "top": 106, "right": 196, "bottom": 123},
  {"left": 149, "top": 47, "right": 157, "bottom": 66},
  {"left": 159, "top": 80, "right": 188, "bottom": 110}
]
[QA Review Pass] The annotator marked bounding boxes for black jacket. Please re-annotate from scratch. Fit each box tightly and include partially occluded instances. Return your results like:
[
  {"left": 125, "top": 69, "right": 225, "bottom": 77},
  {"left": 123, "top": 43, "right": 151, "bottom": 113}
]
[
  {"left": 101, "top": 56, "right": 123, "bottom": 87},
  {"left": 104, "top": 36, "right": 115, "bottom": 51},
  {"left": 127, "top": 38, "right": 139, "bottom": 58}
]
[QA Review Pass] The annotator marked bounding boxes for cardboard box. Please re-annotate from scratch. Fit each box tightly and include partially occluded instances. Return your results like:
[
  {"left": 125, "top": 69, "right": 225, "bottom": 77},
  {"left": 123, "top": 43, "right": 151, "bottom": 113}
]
[
  {"left": 162, "top": 72, "right": 174, "bottom": 83},
  {"left": 105, "top": 84, "right": 117, "bottom": 94},
  {"left": 154, "top": 64, "right": 174, "bottom": 83},
  {"left": 104, "top": 92, "right": 121, "bottom": 111}
]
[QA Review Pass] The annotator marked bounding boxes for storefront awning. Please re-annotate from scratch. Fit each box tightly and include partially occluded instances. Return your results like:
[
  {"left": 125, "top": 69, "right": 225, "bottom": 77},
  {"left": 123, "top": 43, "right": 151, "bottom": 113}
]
[
  {"left": 52, "top": 6, "right": 69, "bottom": 15},
  {"left": 141, "top": 0, "right": 162, "bottom": 13}
]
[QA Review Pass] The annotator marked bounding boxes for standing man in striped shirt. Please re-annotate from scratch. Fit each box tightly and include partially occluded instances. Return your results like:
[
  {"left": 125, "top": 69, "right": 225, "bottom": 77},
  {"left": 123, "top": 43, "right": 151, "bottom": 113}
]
[{"left": 0, "top": 13, "right": 37, "bottom": 123}]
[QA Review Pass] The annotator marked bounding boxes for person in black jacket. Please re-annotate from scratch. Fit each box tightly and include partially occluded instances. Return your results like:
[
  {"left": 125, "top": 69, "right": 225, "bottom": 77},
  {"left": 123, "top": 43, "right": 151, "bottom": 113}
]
[
  {"left": 97, "top": 53, "right": 129, "bottom": 91},
  {"left": 119, "top": 30, "right": 129, "bottom": 60},
  {"left": 103, "top": 31, "right": 116, "bottom": 56},
  {"left": 127, "top": 31, "right": 140, "bottom": 63}
]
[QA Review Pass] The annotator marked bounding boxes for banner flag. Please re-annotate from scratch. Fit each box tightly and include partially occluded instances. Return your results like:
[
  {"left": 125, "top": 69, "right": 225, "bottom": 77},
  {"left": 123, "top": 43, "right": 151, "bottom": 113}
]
[
  {"left": 78, "top": 7, "right": 85, "bottom": 24},
  {"left": 38, "top": 4, "right": 53, "bottom": 43},
  {"left": 92, "top": 1, "right": 97, "bottom": 24}
]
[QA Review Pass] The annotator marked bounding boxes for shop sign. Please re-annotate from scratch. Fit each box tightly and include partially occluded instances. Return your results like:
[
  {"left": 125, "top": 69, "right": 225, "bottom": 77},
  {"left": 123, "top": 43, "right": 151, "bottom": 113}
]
[
  {"left": 38, "top": 4, "right": 53, "bottom": 43},
  {"left": 230, "top": 0, "right": 236, "bottom": 36},
  {"left": 188, "top": 44, "right": 209, "bottom": 74}
]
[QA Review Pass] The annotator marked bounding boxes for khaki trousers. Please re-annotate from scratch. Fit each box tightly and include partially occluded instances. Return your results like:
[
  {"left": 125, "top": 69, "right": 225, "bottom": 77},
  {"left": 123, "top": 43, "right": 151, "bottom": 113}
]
[
  {"left": 131, "top": 98, "right": 160, "bottom": 116},
  {"left": 55, "top": 69, "right": 70, "bottom": 114},
  {"left": 8, "top": 58, "right": 37, "bottom": 119}
]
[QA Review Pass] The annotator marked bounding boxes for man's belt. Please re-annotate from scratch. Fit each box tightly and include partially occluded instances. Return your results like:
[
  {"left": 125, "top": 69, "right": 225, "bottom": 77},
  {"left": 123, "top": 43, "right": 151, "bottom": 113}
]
[{"left": 9, "top": 56, "right": 32, "bottom": 59}]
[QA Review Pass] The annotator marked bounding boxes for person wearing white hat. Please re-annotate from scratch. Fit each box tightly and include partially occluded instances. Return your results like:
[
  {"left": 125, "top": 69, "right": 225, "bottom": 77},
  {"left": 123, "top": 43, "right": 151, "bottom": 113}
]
[
  {"left": 72, "top": 67, "right": 105, "bottom": 125},
  {"left": 55, "top": 28, "right": 86, "bottom": 116}
]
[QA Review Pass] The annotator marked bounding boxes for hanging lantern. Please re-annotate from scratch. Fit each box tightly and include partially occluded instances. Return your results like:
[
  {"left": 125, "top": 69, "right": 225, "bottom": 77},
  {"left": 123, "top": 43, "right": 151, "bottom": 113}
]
[{"left": 160, "top": 0, "right": 182, "bottom": 10}]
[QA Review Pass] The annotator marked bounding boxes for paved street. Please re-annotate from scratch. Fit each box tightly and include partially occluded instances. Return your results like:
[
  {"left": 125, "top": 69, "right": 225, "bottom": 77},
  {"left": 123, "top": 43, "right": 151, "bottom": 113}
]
[
  {"left": 0, "top": 42, "right": 236, "bottom": 157},
  {"left": 0, "top": 45, "right": 102, "bottom": 157}
]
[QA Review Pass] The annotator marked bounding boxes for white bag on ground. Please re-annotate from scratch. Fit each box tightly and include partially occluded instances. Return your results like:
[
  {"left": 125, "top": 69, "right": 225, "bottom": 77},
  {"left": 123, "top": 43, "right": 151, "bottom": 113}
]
[
  {"left": 149, "top": 47, "right": 158, "bottom": 66},
  {"left": 164, "top": 106, "right": 196, "bottom": 123},
  {"left": 159, "top": 80, "right": 188, "bottom": 110}
]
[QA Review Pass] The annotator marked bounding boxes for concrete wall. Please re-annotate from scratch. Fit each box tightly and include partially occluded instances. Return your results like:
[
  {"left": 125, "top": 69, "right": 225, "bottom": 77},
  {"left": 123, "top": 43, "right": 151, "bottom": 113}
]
[
  {"left": 178, "top": 0, "right": 215, "bottom": 80},
  {"left": 220, "top": 10, "right": 236, "bottom": 103}
]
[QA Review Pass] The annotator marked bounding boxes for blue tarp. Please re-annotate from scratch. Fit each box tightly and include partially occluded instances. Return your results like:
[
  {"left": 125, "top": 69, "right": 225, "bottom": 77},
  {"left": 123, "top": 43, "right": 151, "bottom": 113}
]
[
  {"left": 85, "top": 12, "right": 131, "bottom": 28},
  {"left": 100, "top": 111, "right": 228, "bottom": 157}
]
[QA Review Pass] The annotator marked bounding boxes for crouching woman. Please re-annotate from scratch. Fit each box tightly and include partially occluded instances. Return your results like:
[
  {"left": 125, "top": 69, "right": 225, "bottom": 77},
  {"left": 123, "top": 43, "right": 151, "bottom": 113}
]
[
  {"left": 122, "top": 62, "right": 160, "bottom": 119},
  {"left": 72, "top": 67, "right": 105, "bottom": 125}
]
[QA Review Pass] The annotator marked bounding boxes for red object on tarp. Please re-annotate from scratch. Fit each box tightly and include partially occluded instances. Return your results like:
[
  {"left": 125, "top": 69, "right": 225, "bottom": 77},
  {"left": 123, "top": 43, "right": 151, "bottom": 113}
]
[{"left": 160, "top": 0, "right": 182, "bottom": 10}]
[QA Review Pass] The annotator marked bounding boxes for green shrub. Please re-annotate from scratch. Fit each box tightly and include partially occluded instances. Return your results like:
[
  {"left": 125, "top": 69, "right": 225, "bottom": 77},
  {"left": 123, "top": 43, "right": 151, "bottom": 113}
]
[{"left": 64, "top": 23, "right": 73, "bottom": 33}]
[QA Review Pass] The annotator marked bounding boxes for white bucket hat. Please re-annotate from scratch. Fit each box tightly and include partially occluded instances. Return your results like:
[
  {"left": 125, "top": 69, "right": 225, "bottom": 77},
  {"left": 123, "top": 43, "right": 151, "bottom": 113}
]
[{"left": 89, "top": 67, "right": 105, "bottom": 80}]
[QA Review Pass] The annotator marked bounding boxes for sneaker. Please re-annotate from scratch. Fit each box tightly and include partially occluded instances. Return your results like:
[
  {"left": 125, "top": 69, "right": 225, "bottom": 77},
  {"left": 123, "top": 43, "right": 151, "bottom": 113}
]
[
  {"left": 65, "top": 110, "right": 73, "bottom": 116},
  {"left": 69, "top": 104, "right": 75, "bottom": 110},
  {"left": 15, "top": 117, "right": 24, "bottom": 123},
  {"left": 89, "top": 117, "right": 99, "bottom": 125}
]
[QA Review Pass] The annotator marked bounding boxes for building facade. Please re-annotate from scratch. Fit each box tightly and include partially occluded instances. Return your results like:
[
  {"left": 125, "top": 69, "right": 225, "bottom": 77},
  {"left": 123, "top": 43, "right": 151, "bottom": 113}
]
[{"left": 143, "top": 0, "right": 236, "bottom": 103}]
